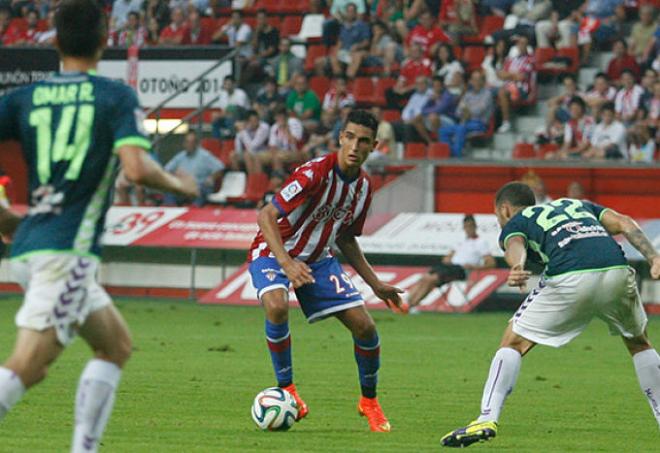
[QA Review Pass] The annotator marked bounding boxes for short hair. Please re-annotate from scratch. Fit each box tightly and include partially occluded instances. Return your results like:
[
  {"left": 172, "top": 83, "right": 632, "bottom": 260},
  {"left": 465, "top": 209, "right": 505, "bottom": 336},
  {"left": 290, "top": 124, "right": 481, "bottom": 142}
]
[
  {"left": 223, "top": 75, "right": 235, "bottom": 83},
  {"left": 257, "top": 7, "right": 267, "bottom": 15},
  {"left": 600, "top": 101, "right": 615, "bottom": 113},
  {"left": 616, "top": 38, "right": 627, "bottom": 48},
  {"left": 569, "top": 95, "right": 586, "bottom": 110},
  {"left": 594, "top": 72, "right": 608, "bottom": 81},
  {"left": 55, "top": 0, "right": 106, "bottom": 59},
  {"left": 246, "top": 109, "right": 259, "bottom": 119},
  {"left": 432, "top": 75, "right": 444, "bottom": 84},
  {"left": 495, "top": 182, "right": 536, "bottom": 208},
  {"left": 463, "top": 214, "right": 476, "bottom": 223},
  {"left": 561, "top": 73, "right": 576, "bottom": 83},
  {"left": 231, "top": 9, "right": 243, "bottom": 17},
  {"left": 621, "top": 68, "right": 635, "bottom": 78},
  {"left": 344, "top": 109, "right": 379, "bottom": 139}
]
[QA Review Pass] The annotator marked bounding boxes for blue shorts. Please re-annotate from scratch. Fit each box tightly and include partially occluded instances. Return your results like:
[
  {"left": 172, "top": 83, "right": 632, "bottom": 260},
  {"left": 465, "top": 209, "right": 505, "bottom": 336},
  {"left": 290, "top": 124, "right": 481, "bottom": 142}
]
[{"left": 249, "top": 256, "right": 364, "bottom": 323}]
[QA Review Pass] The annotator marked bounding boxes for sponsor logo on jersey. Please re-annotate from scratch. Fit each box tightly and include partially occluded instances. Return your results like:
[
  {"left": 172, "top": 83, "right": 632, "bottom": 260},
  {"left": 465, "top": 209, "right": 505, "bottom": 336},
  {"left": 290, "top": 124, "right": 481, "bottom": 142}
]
[
  {"left": 281, "top": 181, "right": 303, "bottom": 202},
  {"left": 312, "top": 204, "right": 354, "bottom": 224}
]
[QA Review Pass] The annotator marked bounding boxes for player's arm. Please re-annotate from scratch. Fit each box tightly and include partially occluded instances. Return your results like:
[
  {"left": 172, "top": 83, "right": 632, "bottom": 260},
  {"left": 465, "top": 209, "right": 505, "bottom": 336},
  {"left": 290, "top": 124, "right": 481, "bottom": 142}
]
[
  {"left": 117, "top": 146, "right": 199, "bottom": 198},
  {"left": 504, "top": 236, "right": 531, "bottom": 290},
  {"left": 335, "top": 233, "right": 404, "bottom": 310},
  {"left": 256, "top": 203, "right": 314, "bottom": 288},
  {"left": 600, "top": 209, "right": 660, "bottom": 279}
]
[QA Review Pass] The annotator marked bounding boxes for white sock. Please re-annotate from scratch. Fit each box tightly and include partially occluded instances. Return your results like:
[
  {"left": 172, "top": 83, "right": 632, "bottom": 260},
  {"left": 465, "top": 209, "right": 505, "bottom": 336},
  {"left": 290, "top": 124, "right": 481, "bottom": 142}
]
[
  {"left": 71, "top": 359, "right": 122, "bottom": 453},
  {"left": 477, "top": 347, "right": 522, "bottom": 423},
  {"left": 0, "top": 366, "right": 25, "bottom": 420},
  {"left": 633, "top": 349, "right": 660, "bottom": 428}
]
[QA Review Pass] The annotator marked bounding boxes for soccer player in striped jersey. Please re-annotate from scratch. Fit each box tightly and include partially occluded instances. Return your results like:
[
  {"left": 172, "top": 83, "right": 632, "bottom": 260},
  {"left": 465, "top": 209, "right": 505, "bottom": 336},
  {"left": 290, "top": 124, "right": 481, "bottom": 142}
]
[
  {"left": 248, "top": 109, "right": 404, "bottom": 432},
  {"left": 0, "top": 1, "right": 197, "bottom": 451}
]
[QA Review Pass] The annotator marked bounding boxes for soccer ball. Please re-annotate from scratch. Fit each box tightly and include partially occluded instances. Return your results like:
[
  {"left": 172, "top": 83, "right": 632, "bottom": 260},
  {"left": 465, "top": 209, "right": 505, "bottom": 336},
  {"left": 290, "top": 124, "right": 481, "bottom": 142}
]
[{"left": 251, "top": 387, "right": 298, "bottom": 431}]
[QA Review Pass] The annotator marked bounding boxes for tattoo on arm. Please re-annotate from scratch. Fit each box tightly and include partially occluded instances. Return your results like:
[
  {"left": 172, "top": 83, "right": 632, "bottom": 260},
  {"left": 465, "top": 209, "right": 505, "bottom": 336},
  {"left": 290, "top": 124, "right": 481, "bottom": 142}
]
[{"left": 624, "top": 228, "right": 659, "bottom": 262}]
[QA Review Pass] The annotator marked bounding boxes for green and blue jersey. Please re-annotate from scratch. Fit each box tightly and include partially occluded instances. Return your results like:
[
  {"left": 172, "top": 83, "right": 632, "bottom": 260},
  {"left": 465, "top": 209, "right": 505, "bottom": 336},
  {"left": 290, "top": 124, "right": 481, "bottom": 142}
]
[
  {"left": 499, "top": 198, "right": 627, "bottom": 277},
  {"left": 0, "top": 72, "right": 150, "bottom": 259}
]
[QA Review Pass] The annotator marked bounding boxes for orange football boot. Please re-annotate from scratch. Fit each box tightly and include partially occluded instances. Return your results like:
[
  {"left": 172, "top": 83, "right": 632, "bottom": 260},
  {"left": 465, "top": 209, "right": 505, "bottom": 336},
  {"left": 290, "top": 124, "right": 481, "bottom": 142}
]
[
  {"left": 358, "top": 396, "right": 391, "bottom": 432},
  {"left": 281, "top": 383, "right": 309, "bottom": 421}
]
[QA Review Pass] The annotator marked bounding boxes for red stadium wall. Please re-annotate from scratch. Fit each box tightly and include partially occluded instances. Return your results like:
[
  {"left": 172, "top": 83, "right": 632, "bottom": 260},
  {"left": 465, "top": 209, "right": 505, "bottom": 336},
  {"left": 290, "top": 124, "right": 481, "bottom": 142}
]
[
  {"left": 435, "top": 166, "right": 660, "bottom": 218},
  {"left": 0, "top": 141, "right": 27, "bottom": 204}
]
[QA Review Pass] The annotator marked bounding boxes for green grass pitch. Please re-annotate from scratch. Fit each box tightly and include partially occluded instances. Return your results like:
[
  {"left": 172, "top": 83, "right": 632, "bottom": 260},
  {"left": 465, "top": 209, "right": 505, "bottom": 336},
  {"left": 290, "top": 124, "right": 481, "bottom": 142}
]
[{"left": 0, "top": 296, "right": 658, "bottom": 452}]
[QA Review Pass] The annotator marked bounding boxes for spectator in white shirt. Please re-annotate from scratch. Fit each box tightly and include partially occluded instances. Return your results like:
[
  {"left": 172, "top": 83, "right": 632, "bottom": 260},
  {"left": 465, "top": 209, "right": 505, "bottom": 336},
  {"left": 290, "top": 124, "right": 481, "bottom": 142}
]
[
  {"left": 212, "top": 76, "right": 250, "bottom": 139},
  {"left": 212, "top": 9, "right": 252, "bottom": 58},
  {"left": 322, "top": 76, "right": 356, "bottom": 115},
  {"left": 268, "top": 107, "right": 305, "bottom": 173},
  {"left": 401, "top": 76, "right": 431, "bottom": 122},
  {"left": 233, "top": 110, "right": 270, "bottom": 174},
  {"left": 111, "top": 0, "right": 142, "bottom": 32},
  {"left": 615, "top": 69, "right": 645, "bottom": 125},
  {"left": 405, "top": 215, "right": 496, "bottom": 312},
  {"left": 583, "top": 102, "right": 627, "bottom": 160}
]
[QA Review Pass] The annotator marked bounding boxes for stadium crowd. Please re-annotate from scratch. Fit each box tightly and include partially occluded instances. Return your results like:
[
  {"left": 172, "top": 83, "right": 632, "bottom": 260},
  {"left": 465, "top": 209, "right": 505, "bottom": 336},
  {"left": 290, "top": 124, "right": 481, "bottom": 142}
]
[{"left": 0, "top": 0, "right": 658, "bottom": 206}]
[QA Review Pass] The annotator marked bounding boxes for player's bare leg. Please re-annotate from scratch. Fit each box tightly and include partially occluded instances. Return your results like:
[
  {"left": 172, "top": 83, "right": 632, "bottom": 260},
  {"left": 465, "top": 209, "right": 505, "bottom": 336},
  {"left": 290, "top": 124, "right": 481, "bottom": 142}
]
[
  {"left": 623, "top": 331, "right": 660, "bottom": 428},
  {"left": 71, "top": 304, "right": 132, "bottom": 453},
  {"left": 442, "top": 322, "right": 536, "bottom": 447},
  {"left": 0, "top": 327, "right": 64, "bottom": 419},
  {"left": 261, "top": 289, "right": 308, "bottom": 420},
  {"left": 336, "top": 306, "right": 391, "bottom": 432}
]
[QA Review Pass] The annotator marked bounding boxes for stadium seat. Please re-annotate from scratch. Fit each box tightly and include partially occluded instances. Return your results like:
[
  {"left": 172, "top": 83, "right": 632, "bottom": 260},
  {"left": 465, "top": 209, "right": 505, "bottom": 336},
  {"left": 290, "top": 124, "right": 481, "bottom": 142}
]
[
  {"left": 256, "top": 0, "right": 282, "bottom": 13},
  {"left": 201, "top": 138, "right": 222, "bottom": 157},
  {"left": 462, "top": 15, "right": 505, "bottom": 44},
  {"left": 382, "top": 109, "right": 400, "bottom": 122},
  {"left": 294, "top": 14, "right": 324, "bottom": 42},
  {"left": 207, "top": 171, "right": 247, "bottom": 204},
  {"left": 557, "top": 47, "right": 580, "bottom": 74},
  {"left": 512, "top": 142, "right": 537, "bottom": 159},
  {"left": 227, "top": 172, "right": 270, "bottom": 204},
  {"left": 462, "top": 46, "right": 486, "bottom": 72},
  {"left": 538, "top": 142, "right": 559, "bottom": 157},
  {"left": 281, "top": 16, "right": 302, "bottom": 37},
  {"left": 352, "top": 77, "right": 375, "bottom": 105},
  {"left": 452, "top": 46, "right": 463, "bottom": 60},
  {"left": 279, "top": 0, "right": 311, "bottom": 14},
  {"left": 428, "top": 143, "right": 450, "bottom": 159},
  {"left": 309, "top": 76, "right": 330, "bottom": 99},
  {"left": 404, "top": 143, "right": 427, "bottom": 159},
  {"left": 373, "top": 78, "right": 396, "bottom": 107},
  {"left": 304, "top": 45, "right": 327, "bottom": 72}
]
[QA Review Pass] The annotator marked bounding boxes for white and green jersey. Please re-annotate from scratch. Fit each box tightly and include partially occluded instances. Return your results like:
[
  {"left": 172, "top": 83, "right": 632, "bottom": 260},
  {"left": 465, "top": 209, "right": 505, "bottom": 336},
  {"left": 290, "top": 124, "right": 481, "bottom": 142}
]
[{"left": 0, "top": 72, "right": 150, "bottom": 259}]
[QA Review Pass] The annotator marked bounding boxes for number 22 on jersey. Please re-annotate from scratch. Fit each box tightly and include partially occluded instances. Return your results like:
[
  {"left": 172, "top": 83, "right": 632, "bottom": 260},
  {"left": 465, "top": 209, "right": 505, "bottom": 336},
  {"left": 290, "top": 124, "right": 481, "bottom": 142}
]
[
  {"left": 522, "top": 199, "right": 596, "bottom": 232},
  {"left": 29, "top": 104, "right": 95, "bottom": 184}
]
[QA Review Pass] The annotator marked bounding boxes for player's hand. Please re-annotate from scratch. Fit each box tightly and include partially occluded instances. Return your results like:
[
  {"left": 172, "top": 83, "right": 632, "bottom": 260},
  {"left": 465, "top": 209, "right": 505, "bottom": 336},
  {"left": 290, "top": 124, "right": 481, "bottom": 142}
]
[
  {"left": 175, "top": 171, "right": 200, "bottom": 199},
  {"left": 281, "top": 258, "right": 315, "bottom": 288},
  {"left": 651, "top": 256, "right": 660, "bottom": 279},
  {"left": 373, "top": 283, "right": 405, "bottom": 313},
  {"left": 507, "top": 264, "right": 531, "bottom": 292}
]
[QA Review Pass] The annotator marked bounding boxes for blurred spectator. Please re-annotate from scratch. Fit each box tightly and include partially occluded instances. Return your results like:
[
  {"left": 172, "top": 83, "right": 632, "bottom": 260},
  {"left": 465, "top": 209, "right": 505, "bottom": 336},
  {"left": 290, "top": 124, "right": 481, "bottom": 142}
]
[
  {"left": 566, "top": 180, "right": 586, "bottom": 199},
  {"left": 614, "top": 69, "right": 644, "bottom": 125},
  {"left": 546, "top": 74, "right": 582, "bottom": 125},
  {"left": 159, "top": 7, "right": 189, "bottom": 45},
  {"left": 496, "top": 35, "right": 535, "bottom": 133},
  {"left": 401, "top": 76, "right": 431, "bottom": 124},
  {"left": 385, "top": 43, "right": 432, "bottom": 108},
  {"left": 482, "top": 38, "right": 508, "bottom": 93},
  {"left": 405, "top": 215, "right": 495, "bottom": 312},
  {"left": 550, "top": 96, "right": 595, "bottom": 159},
  {"left": 360, "top": 20, "right": 401, "bottom": 77},
  {"left": 482, "top": 0, "right": 517, "bottom": 16},
  {"left": 316, "top": 3, "right": 370, "bottom": 78},
  {"left": 374, "top": 0, "right": 407, "bottom": 40},
  {"left": 212, "top": 76, "right": 250, "bottom": 138},
  {"left": 213, "top": 10, "right": 252, "bottom": 58},
  {"left": 233, "top": 109, "right": 270, "bottom": 174},
  {"left": 113, "top": 11, "right": 147, "bottom": 47},
  {"left": 628, "top": 124, "right": 656, "bottom": 163},
  {"left": 640, "top": 69, "right": 657, "bottom": 109},
  {"left": 439, "top": 70, "right": 494, "bottom": 157},
  {"left": 322, "top": 0, "right": 367, "bottom": 47},
  {"left": 520, "top": 170, "right": 552, "bottom": 203},
  {"left": 241, "top": 8, "right": 279, "bottom": 84},
  {"left": 111, "top": 0, "right": 142, "bottom": 32},
  {"left": 143, "top": 0, "right": 170, "bottom": 32},
  {"left": 535, "top": 0, "right": 582, "bottom": 48},
  {"left": 371, "top": 106, "right": 396, "bottom": 158},
  {"left": 146, "top": 16, "right": 161, "bottom": 45},
  {"left": 164, "top": 131, "right": 225, "bottom": 206},
  {"left": 630, "top": 5, "right": 656, "bottom": 63},
  {"left": 256, "top": 173, "right": 286, "bottom": 209},
  {"left": 489, "top": 0, "right": 550, "bottom": 44},
  {"left": 406, "top": 10, "right": 452, "bottom": 57},
  {"left": 0, "top": 7, "right": 11, "bottom": 45},
  {"left": 583, "top": 102, "right": 626, "bottom": 160},
  {"left": 322, "top": 76, "right": 356, "bottom": 115},
  {"left": 607, "top": 39, "right": 640, "bottom": 84},
  {"left": 438, "top": 0, "right": 477, "bottom": 39},
  {"left": 301, "top": 109, "right": 339, "bottom": 158},
  {"left": 583, "top": 0, "right": 624, "bottom": 47},
  {"left": 34, "top": 10, "right": 55, "bottom": 46},
  {"left": 584, "top": 72, "right": 616, "bottom": 112},
  {"left": 186, "top": 9, "right": 213, "bottom": 45},
  {"left": 648, "top": 80, "right": 660, "bottom": 125},
  {"left": 410, "top": 75, "right": 458, "bottom": 144},
  {"left": 4, "top": 8, "right": 39, "bottom": 45},
  {"left": 253, "top": 77, "right": 284, "bottom": 123},
  {"left": 286, "top": 73, "right": 322, "bottom": 132},
  {"left": 268, "top": 107, "right": 305, "bottom": 172},
  {"left": 266, "top": 38, "right": 303, "bottom": 93},
  {"left": 432, "top": 43, "right": 464, "bottom": 94}
]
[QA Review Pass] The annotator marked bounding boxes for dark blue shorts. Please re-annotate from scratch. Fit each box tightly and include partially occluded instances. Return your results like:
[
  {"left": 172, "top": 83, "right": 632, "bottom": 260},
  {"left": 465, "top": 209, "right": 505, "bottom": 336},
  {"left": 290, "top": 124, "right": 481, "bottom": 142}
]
[{"left": 249, "top": 256, "right": 364, "bottom": 323}]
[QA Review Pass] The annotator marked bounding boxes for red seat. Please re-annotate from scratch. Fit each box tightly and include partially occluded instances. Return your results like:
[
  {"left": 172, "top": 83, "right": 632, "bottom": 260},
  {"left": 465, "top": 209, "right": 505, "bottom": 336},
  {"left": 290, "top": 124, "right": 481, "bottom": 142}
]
[
  {"left": 462, "top": 46, "right": 485, "bottom": 72},
  {"left": 538, "top": 142, "right": 559, "bottom": 157},
  {"left": 373, "top": 78, "right": 396, "bottom": 107},
  {"left": 382, "top": 109, "right": 400, "bottom": 122},
  {"left": 462, "top": 16, "right": 505, "bottom": 44},
  {"left": 309, "top": 76, "right": 330, "bottom": 99},
  {"left": 280, "top": 16, "right": 302, "bottom": 37},
  {"left": 452, "top": 46, "right": 463, "bottom": 60},
  {"left": 256, "top": 0, "right": 282, "bottom": 13},
  {"left": 512, "top": 142, "right": 537, "bottom": 159},
  {"left": 305, "top": 45, "right": 327, "bottom": 72},
  {"left": 228, "top": 172, "right": 270, "bottom": 204},
  {"left": 428, "top": 143, "right": 450, "bottom": 159},
  {"left": 201, "top": 137, "right": 222, "bottom": 156},
  {"left": 279, "top": 0, "right": 310, "bottom": 14},
  {"left": 557, "top": 47, "right": 580, "bottom": 74},
  {"left": 352, "top": 77, "right": 375, "bottom": 105},
  {"left": 404, "top": 143, "right": 427, "bottom": 159}
]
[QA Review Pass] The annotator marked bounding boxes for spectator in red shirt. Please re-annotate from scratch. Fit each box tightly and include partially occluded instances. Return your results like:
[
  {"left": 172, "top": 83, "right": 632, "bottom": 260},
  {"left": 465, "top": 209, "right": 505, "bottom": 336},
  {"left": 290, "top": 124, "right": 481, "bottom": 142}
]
[
  {"left": 186, "top": 9, "right": 212, "bottom": 45},
  {"left": 385, "top": 42, "right": 432, "bottom": 108},
  {"left": 438, "top": 0, "right": 477, "bottom": 39},
  {"left": 159, "top": 6, "right": 189, "bottom": 45},
  {"left": 406, "top": 10, "right": 452, "bottom": 57},
  {"left": 0, "top": 8, "right": 12, "bottom": 45},
  {"left": 607, "top": 39, "right": 640, "bottom": 86},
  {"left": 5, "top": 9, "right": 40, "bottom": 46}
]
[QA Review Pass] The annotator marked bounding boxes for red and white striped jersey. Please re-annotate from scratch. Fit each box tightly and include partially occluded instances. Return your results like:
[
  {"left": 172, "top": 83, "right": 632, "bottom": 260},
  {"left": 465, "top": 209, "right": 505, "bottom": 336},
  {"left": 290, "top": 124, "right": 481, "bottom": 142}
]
[
  {"left": 249, "top": 153, "right": 372, "bottom": 264},
  {"left": 503, "top": 53, "right": 535, "bottom": 94}
]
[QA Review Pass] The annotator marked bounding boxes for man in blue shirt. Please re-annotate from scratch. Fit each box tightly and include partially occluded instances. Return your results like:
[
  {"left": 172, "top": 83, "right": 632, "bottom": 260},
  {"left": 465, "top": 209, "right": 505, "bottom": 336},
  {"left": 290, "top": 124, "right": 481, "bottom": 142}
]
[
  {"left": 0, "top": 1, "right": 197, "bottom": 450},
  {"left": 442, "top": 182, "right": 660, "bottom": 448},
  {"left": 324, "top": 3, "right": 370, "bottom": 77},
  {"left": 164, "top": 131, "right": 225, "bottom": 206}
]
